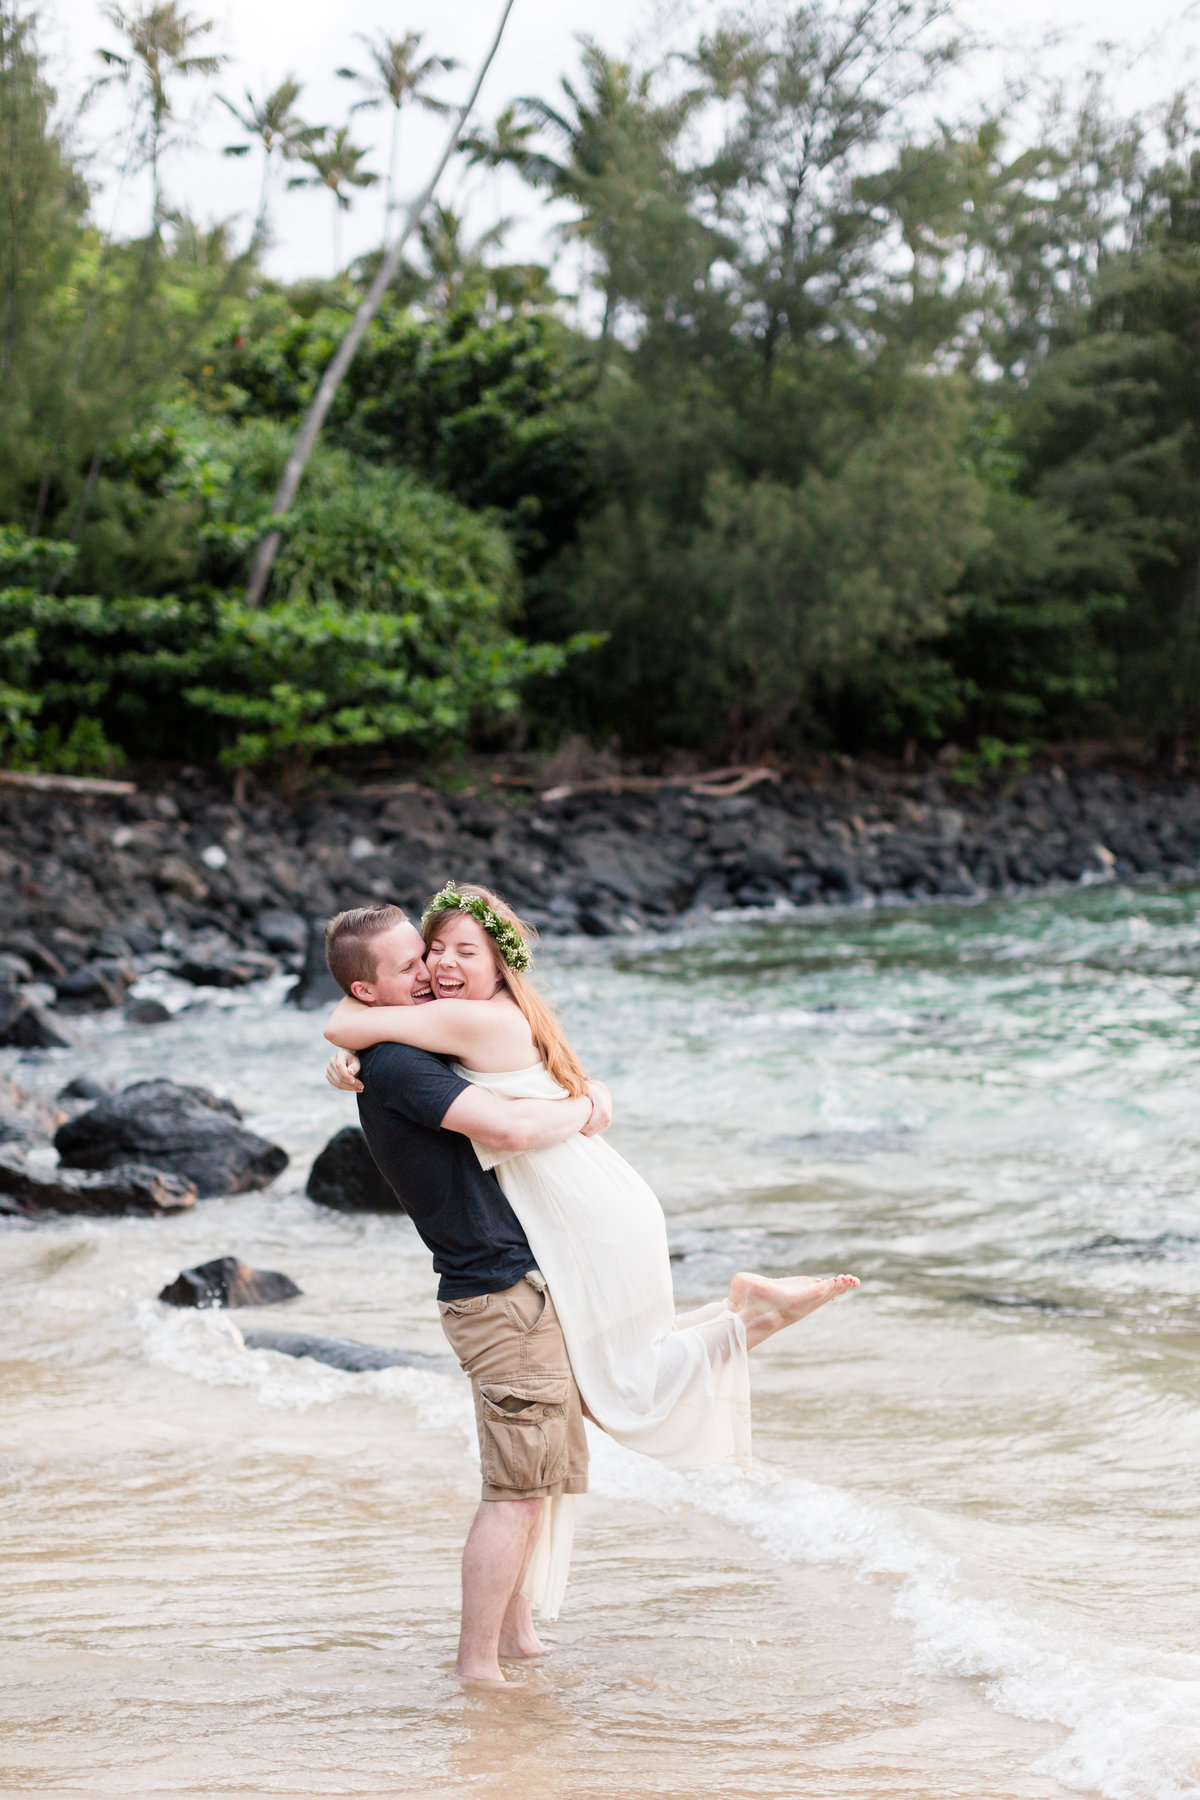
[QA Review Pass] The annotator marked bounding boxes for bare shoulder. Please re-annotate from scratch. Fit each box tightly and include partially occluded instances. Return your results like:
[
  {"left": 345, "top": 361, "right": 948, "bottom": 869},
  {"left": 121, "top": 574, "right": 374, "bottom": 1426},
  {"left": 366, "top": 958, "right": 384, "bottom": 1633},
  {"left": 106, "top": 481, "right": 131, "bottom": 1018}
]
[{"left": 456, "top": 996, "right": 537, "bottom": 1059}]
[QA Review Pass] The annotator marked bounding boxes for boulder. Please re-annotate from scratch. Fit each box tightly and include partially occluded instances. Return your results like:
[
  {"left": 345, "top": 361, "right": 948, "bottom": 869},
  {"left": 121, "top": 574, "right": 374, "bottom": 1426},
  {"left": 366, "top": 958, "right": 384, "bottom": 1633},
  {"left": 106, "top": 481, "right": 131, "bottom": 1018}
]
[
  {"left": 0, "top": 1150, "right": 196, "bottom": 1216},
  {"left": 287, "top": 918, "right": 342, "bottom": 1010},
  {"left": 254, "top": 908, "right": 309, "bottom": 956},
  {"left": 241, "top": 1329, "right": 452, "bottom": 1372},
  {"left": 57, "top": 1074, "right": 115, "bottom": 1107},
  {"left": 175, "top": 949, "right": 278, "bottom": 987},
  {"left": 0, "top": 952, "right": 34, "bottom": 984},
  {"left": 0, "top": 933, "right": 66, "bottom": 979},
  {"left": 158, "top": 1256, "right": 301, "bottom": 1309},
  {"left": 54, "top": 1080, "right": 289, "bottom": 1195},
  {"left": 125, "top": 997, "right": 171, "bottom": 1025},
  {"left": 93, "top": 928, "right": 135, "bottom": 959},
  {"left": 119, "top": 925, "right": 161, "bottom": 956},
  {"left": 306, "top": 1126, "right": 400, "bottom": 1212},
  {"left": 154, "top": 855, "right": 208, "bottom": 901},
  {"left": 55, "top": 960, "right": 135, "bottom": 1010},
  {"left": 0, "top": 991, "right": 79, "bottom": 1050}
]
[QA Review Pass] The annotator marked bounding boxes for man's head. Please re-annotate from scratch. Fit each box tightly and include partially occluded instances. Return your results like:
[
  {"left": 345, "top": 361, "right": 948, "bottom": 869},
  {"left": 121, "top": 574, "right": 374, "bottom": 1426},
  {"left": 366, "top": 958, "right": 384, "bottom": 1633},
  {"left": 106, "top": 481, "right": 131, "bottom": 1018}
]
[{"left": 324, "top": 905, "right": 434, "bottom": 1006}]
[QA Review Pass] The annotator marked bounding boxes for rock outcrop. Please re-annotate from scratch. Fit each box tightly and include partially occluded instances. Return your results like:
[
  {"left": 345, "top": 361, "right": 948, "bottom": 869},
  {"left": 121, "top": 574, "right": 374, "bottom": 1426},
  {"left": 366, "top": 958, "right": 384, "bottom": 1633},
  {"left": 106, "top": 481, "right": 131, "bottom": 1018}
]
[
  {"left": 0, "top": 1150, "right": 196, "bottom": 1216},
  {"left": 287, "top": 918, "right": 342, "bottom": 1010},
  {"left": 158, "top": 1256, "right": 301, "bottom": 1308},
  {"left": 5, "top": 760, "right": 1200, "bottom": 1005},
  {"left": 241, "top": 1329, "right": 452, "bottom": 1372},
  {"left": 0, "top": 988, "right": 78, "bottom": 1049},
  {"left": 306, "top": 1126, "right": 399, "bottom": 1212},
  {"left": 54, "top": 1080, "right": 288, "bottom": 1195}
]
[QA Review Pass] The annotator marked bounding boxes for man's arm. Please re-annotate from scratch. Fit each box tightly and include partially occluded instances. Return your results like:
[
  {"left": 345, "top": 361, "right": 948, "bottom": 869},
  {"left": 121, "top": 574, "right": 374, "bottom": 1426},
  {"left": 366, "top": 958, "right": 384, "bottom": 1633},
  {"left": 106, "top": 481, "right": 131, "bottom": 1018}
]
[
  {"left": 325, "top": 1051, "right": 611, "bottom": 1130},
  {"left": 442, "top": 1081, "right": 612, "bottom": 1153}
]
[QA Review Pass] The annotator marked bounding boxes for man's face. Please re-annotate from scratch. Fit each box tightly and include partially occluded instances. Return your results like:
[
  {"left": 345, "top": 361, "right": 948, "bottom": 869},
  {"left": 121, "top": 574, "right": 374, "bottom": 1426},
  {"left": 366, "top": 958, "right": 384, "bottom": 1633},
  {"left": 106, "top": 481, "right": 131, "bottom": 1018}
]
[{"left": 349, "top": 921, "right": 433, "bottom": 1006}]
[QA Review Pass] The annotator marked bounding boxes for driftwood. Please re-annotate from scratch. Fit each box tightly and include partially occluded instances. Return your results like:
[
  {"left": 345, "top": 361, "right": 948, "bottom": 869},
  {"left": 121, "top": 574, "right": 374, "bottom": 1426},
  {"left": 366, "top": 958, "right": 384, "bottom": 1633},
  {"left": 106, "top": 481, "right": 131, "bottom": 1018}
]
[
  {"left": 538, "top": 766, "right": 782, "bottom": 803},
  {"left": 0, "top": 769, "right": 136, "bottom": 796}
]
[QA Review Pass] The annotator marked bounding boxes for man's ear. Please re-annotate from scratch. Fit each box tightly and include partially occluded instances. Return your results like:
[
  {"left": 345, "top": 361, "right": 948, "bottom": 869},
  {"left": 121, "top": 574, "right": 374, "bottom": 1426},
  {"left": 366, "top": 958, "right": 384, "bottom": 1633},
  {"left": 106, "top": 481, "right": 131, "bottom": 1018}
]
[{"left": 348, "top": 980, "right": 377, "bottom": 1004}]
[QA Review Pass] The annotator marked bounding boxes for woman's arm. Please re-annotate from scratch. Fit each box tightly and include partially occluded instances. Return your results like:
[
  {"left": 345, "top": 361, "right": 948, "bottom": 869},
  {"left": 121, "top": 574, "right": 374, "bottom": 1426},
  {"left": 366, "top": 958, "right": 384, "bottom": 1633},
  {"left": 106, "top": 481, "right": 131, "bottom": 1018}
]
[{"left": 324, "top": 994, "right": 507, "bottom": 1059}]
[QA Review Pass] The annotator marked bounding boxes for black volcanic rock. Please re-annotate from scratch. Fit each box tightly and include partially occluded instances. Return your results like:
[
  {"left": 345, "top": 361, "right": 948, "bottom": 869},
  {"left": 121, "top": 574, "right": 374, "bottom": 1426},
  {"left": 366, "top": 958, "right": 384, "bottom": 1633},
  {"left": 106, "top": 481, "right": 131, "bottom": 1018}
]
[
  {"left": 287, "top": 918, "right": 342, "bottom": 1010},
  {"left": 175, "top": 949, "right": 278, "bottom": 987},
  {"left": 0, "top": 990, "right": 78, "bottom": 1049},
  {"left": 125, "top": 997, "right": 171, "bottom": 1025},
  {"left": 0, "top": 1151, "right": 196, "bottom": 1216},
  {"left": 57, "top": 1074, "right": 115, "bottom": 1105},
  {"left": 241, "top": 1329, "right": 451, "bottom": 1372},
  {"left": 306, "top": 1126, "right": 400, "bottom": 1212},
  {"left": 254, "top": 908, "right": 309, "bottom": 955},
  {"left": 55, "top": 960, "right": 135, "bottom": 1011},
  {"left": 54, "top": 1080, "right": 288, "bottom": 1195},
  {"left": 158, "top": 1255, "right": 301, "bottom": 1308}
]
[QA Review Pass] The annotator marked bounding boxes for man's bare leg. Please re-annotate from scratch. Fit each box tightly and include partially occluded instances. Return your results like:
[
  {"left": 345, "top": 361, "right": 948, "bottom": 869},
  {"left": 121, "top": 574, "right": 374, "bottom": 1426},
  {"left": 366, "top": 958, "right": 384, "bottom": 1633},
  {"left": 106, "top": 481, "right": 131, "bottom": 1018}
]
[
  {"left": 497, "top": 1508, "right": 547, "bottom": 1660},
  {"left": 457, "top": 1496, "right": 543, "bottom": 1685},
  {"left": 728, "top": 1272, "right": 859, "bottom": 1351}
]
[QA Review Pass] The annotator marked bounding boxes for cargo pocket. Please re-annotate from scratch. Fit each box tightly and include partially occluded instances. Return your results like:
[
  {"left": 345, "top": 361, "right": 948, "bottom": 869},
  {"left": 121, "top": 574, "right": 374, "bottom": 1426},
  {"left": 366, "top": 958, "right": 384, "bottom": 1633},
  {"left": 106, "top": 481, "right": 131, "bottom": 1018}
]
[{"left": 479, "top": 1377, "right": 570, "bottom": 1491}]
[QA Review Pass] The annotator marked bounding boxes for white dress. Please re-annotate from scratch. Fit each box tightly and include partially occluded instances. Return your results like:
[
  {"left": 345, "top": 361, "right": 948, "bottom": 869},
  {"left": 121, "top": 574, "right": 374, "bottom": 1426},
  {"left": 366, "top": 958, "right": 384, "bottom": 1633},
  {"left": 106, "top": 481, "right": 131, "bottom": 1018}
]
[{"left": 458, "top": 1062, "right": 752, "bottom": 1618}]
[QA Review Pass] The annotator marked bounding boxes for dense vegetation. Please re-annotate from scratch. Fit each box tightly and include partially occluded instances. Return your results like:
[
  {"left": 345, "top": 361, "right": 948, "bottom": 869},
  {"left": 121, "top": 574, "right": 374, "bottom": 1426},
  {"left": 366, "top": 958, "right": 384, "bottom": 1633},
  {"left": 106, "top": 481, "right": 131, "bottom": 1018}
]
[{"left": 2, "top": 0, "right": 1199, "bottom": 784}]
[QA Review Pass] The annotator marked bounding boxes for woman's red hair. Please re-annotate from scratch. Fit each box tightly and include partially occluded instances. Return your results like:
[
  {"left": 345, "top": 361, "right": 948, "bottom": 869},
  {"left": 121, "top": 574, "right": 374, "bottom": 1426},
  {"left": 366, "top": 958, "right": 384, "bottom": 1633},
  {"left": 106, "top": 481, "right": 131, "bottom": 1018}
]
[{"left": 421, "top": 883, "right": 587, "bottom": 1098}]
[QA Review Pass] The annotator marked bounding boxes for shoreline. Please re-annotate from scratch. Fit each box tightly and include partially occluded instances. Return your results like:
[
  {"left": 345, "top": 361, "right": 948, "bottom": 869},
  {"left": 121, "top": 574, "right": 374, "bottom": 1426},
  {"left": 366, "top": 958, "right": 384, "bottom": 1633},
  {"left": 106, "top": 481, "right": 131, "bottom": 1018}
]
[{"left": 3, "top": 759, "right": 1200, "bottom": 1028}]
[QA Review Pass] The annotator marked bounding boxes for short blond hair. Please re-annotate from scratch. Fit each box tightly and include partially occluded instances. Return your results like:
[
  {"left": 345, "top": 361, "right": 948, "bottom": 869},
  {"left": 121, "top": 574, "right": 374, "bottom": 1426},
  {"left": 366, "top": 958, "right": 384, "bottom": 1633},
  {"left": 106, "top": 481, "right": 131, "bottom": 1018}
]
[{"left": 324, "top": 904, "right": 410, "bottom": 995}]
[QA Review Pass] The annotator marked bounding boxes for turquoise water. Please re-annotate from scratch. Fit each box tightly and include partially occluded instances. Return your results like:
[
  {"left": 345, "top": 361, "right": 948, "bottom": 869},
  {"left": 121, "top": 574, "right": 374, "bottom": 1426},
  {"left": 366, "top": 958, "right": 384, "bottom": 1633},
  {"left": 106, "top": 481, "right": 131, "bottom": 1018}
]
[{"left": 1, "top": 884, "right": 1198, "bottom": 1798}]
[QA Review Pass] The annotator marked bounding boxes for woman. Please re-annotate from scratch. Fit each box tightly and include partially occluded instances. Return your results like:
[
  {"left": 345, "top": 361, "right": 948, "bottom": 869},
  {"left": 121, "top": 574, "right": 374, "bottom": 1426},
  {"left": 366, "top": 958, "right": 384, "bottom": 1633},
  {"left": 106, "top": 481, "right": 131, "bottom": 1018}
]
[{"left": 324, "top": 881, "right": 858, "bottom": 1473}]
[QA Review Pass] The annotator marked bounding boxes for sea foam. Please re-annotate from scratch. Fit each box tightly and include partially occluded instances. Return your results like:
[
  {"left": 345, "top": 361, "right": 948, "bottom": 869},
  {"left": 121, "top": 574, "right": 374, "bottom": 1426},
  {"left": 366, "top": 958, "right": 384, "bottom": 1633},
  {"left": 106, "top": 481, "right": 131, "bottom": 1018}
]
[
  {"left": 585, "top": 1432, "right": 1200, "bottom": 1800},
  {"left": 137, "top": 1301, "right": 1200, "bottom": 1800}
]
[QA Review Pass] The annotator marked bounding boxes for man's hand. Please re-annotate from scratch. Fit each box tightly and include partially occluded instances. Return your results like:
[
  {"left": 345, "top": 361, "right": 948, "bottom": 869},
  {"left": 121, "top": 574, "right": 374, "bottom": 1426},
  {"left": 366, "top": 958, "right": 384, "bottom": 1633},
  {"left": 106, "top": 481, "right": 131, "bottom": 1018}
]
[
  {"left": 325, "top": 1048, "right": 363, "bottom": 1093},
  {"left": 582, "top": 1078, "right": 613, "bottom": 1136}
]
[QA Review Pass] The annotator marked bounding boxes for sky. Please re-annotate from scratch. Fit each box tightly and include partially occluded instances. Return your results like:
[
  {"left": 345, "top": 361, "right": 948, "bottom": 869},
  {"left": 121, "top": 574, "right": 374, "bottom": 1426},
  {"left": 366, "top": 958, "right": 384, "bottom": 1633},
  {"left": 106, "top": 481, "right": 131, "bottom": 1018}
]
[{"left": 34, "top": 0, "right": 1200, "bottom": 287}]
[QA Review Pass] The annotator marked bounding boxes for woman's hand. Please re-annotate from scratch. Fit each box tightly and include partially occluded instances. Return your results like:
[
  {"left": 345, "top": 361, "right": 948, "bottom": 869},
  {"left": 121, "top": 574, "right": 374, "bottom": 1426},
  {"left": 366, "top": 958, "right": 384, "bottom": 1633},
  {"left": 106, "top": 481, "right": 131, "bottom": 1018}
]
[
  {"left": 325, "top": 1048, "right": 363, "bottom": 1093},
  {"left": 582, "top": 1078, "right": 613, "bottom": 1136}
]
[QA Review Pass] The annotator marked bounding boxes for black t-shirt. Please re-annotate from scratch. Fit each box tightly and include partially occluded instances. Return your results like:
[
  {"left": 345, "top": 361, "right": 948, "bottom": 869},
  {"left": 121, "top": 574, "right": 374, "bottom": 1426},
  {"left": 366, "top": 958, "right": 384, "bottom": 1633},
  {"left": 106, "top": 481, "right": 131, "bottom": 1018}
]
[{"left": 355, "top": 1040, "right": 534, "bottom": 1301}]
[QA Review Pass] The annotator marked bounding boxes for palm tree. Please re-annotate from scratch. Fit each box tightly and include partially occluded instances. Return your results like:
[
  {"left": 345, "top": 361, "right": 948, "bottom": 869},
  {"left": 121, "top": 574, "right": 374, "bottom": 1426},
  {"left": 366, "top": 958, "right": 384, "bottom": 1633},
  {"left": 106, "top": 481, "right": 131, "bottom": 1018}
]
[
  {"left": 460, "top": 101, "right": 544, "bottom": 177},
  {"left": 244, "top": 0, "right": 517, "bottom": 608},
  {"left": 97, "top": 2, "right": 224, "bottom": 235},
  {"left": 417, "top": 201, "right": 511, "bottom": 311},
  {"left": 288, "top": 125, "right": 378, "bottom": 274},
  {"left": 220, "top": 78, "right": 316, "bottom": 245},
  {"left": 490, "top": 43, "right": 703, "bottom": 346},
  {"left": 460, "top": 101, "right": 542, "bottom": 226},
  {"left": 336, "top": 31, "right": 458, "bottom": 239}
]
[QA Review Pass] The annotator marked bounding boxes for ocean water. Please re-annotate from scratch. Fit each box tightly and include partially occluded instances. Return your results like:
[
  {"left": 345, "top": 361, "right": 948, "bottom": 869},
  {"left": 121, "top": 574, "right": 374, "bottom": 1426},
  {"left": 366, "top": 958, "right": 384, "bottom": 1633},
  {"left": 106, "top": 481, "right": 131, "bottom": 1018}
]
[{"left": 2, "top": 884, "right": 1199, "bottom": 1799}]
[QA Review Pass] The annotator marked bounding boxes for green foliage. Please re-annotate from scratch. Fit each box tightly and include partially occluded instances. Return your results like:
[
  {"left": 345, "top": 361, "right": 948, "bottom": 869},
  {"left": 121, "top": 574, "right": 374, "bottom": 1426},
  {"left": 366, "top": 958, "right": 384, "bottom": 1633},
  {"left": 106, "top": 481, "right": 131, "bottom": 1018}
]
[
  {"left": 6, "top": 0, "right": 1200, "bottom": 781},
  {"left": 209, "top": 301, "right": 598, "bottom": 572},
  {"left": 0, "top": 410, "right": 586, "bottom": 779},
  {"left": 948, "top": 737, "right": 1033, "bottom": 789},
  {"left": 546, "top": 384, "right": 988, "bottom": 751}
]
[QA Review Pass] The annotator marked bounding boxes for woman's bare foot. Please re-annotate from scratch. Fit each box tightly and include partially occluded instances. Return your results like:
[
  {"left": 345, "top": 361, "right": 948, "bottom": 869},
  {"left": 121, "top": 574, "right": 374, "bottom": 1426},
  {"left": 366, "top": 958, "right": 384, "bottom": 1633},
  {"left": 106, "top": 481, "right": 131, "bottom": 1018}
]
[{"left": 728, "top": 1271, "right": 859, "bottom": 1350}]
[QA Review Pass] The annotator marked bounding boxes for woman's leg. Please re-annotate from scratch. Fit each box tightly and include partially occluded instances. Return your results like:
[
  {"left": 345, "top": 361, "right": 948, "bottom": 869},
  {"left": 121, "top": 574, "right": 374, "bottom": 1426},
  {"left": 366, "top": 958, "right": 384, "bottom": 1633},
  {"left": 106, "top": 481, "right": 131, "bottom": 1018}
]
[{"left": 672, "top": 1299, "right": 727, "bottom": 1330}]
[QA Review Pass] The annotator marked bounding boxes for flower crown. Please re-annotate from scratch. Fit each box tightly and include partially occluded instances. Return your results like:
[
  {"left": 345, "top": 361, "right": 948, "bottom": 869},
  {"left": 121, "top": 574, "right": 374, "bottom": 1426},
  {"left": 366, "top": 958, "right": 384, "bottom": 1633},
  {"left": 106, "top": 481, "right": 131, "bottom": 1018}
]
[{"left": 421, "top": 883, "right": 532, "bottom": 974}]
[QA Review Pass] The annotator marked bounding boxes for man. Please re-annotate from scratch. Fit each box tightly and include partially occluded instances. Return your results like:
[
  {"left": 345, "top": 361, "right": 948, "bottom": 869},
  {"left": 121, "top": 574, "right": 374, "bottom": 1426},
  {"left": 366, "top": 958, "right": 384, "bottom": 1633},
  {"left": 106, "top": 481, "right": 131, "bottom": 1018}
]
[{"left": 322, "top": 903, "right": 609, "bottom": 1689}]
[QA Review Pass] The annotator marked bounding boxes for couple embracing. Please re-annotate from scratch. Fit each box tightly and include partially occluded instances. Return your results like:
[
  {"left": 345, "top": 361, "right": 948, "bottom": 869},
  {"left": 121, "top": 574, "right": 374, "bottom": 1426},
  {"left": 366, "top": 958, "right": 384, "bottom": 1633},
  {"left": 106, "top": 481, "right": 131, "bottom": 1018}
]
[{"left": 321, "top": 883, "right": 858, "bottom": 1687}]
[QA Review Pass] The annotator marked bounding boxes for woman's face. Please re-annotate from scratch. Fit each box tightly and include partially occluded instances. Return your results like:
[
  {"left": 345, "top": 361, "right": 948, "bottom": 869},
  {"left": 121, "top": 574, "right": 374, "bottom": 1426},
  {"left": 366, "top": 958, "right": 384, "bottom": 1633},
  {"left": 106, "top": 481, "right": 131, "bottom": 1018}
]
[{"left": 425, "top": 911, "right": 503, "bottom": 1002}]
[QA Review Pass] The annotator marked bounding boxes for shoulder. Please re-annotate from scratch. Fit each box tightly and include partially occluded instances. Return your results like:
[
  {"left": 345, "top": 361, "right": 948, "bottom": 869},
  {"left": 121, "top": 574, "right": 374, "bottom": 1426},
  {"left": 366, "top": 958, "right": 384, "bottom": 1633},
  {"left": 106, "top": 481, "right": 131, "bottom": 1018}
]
[{"left": 359, "top": 1040, "right": 468, "bottom": 1131}]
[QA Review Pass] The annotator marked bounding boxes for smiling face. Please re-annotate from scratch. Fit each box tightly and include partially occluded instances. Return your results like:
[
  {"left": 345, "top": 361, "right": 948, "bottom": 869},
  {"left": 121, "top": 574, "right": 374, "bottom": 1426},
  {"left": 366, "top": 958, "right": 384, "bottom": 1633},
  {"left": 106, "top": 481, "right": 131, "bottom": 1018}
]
[
  {"left": 425, "top": 911, "right": 504, "bottom": 1002},
  {"left": 348, "top": 920, "right": 434, "bottom": 1006}
]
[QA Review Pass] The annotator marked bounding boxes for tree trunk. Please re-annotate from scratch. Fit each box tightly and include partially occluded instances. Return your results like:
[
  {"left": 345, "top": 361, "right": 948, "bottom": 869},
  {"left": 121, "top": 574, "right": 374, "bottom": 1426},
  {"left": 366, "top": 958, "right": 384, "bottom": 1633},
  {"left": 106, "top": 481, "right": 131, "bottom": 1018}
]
[{"left": 244, "top": 0, "right": 517, "bottom": 607}]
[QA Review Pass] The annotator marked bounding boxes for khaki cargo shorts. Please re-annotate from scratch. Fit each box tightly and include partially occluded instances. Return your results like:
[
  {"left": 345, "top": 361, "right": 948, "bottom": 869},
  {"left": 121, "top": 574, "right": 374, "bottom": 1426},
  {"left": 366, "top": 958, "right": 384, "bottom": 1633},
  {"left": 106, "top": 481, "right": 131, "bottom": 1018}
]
[{"left": 437, "top": 1275, "right": 589, "bottom": 1501}]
